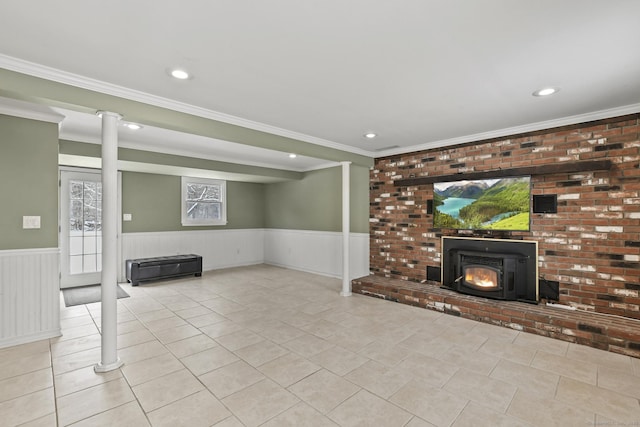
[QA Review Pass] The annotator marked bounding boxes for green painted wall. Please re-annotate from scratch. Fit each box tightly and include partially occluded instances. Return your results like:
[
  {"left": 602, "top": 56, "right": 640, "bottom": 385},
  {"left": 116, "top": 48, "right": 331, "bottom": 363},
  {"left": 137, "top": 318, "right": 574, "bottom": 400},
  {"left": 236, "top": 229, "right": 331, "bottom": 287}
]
[
  {"left": 264, "top": 165, "right": 370, "bottom": 233},
  {"left": 123, "top": 166, "right": 369, "bottom": 234},
  {"left": 350, "top": 165, "right": 371, "bottom": 234},
  {"left": 61, "top": 142, "right": 369, "bottom": 234},
  {"left": 0, "top": 115, "right": 58, "bottom": 249},
  {"left": 122, "top": 172, "right": 264, "bottom": 232}
]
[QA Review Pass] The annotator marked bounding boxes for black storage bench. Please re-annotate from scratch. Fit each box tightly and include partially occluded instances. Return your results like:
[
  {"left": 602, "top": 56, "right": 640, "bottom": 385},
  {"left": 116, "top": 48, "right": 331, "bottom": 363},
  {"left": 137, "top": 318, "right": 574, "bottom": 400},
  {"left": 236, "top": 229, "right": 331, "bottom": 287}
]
[{"left": 126, "top": 254, "right": 202, "bottom": 286}]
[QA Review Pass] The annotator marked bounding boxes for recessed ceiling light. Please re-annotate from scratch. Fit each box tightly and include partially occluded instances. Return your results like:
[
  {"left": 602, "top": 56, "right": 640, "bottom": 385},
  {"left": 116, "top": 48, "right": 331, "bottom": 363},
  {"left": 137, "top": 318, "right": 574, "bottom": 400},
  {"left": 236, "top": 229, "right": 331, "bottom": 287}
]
[
  {"left": 289, "top": 153, "right": 297, "bottom": 159},
  {"left": 364, "top": 132, "right": 377, "bottom": 139},
  {"left": 123, "top": 123, "right": 142, "bottom": 130},
  {"left": 532, "top": 87, "right": 559, "bottom": 97},
  {"left": 170, "top": 69, "right": 190, "bottom": 80}
]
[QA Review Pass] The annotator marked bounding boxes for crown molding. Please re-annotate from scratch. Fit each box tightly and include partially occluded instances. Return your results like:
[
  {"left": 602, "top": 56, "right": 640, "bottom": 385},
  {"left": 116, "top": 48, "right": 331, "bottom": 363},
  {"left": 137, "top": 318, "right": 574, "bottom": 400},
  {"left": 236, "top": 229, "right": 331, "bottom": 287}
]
[
  {"left": 4, "top": 54, "right": 637, "bottom": 161},
  {"left": 0, "top": 54, "right": 372, "bottom": 157},
  {"left": 376, "top": 103, "right": 640, "bottom": 157},
  {"left": 0, "top": 96, "right": 64, "bottom": 123}
]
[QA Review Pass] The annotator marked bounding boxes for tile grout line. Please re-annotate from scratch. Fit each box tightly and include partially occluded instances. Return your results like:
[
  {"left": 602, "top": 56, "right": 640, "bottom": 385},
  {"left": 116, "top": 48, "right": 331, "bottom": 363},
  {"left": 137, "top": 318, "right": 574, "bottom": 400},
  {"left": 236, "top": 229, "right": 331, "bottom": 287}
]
[
  {"left": 38, "top": 267, "right": 640, "bottom": 426},
  {"left": 118, "top": 285, "right": 242, "bottom": 425},
  {"left": 48, "top": 338, "right": 60, "bottom": 427}
]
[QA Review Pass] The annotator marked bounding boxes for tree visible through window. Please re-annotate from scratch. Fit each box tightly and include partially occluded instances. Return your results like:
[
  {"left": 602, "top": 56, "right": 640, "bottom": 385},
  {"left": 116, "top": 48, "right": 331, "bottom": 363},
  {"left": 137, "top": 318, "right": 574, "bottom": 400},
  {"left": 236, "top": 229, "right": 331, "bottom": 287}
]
[
  {"left": 181, "top": 177, "right": 227, "bottom": 226},
  {"left": 69, "top": 180, "right": 102, "bottom": 274}
]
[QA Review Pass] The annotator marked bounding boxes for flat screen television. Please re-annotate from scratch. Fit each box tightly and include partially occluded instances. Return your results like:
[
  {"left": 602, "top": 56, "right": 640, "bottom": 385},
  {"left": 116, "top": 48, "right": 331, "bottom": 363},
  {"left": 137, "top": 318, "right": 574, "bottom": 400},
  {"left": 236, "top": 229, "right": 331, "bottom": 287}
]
[{"left": 433, "top": 176, "right": 531, "bottom": 231}]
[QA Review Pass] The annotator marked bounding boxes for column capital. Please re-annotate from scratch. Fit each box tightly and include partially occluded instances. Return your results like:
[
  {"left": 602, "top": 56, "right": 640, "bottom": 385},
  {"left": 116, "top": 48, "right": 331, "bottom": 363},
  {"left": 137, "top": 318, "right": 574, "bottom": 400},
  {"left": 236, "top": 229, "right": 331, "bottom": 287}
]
[{"left": 96, "top": 111, "right": 122, "bottom": 120}]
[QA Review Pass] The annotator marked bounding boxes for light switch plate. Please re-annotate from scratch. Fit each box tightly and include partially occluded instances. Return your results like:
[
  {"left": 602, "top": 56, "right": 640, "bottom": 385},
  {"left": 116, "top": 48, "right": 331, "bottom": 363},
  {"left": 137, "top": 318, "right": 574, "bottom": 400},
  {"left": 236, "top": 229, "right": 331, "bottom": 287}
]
[
  {"left": 23, "top": 216, "right": 41, "bottom": 229},
  {"left": 123, "top": 213, "right": 132, "bottom": 221}
]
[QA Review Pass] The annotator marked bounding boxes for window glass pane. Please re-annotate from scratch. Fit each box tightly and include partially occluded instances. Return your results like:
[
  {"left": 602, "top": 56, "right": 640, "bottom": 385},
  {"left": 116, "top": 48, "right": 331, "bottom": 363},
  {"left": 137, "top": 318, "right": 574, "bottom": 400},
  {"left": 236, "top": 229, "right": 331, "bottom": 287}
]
[
  {"left": 182, "top": 177, "right": 226, "bottom": 226},
  {"left": 83, "top": 189, "right": 99, "bottom": 231},
  {"left": 69, "top": 236, "right": 83, "bottom": 256},
  {"left": 70, "top": 181, "right": 84, "bottom": 199},
  {"left": 186, "top": 201, "right": 221, "bottom": 220},
  {"left": 83, "top": 236, "right": 98, "bottom": 255},
  {"left": 69, "top": 255, "right": 83, "bottom": 275},
  {"left": 83, "top": 217, "right": 97, "bottom": 231},
  {"left": 83, "top": 254, "right": 97, "bottom": 273},
  {"left": 70, "top": 200, "right": 83, "bottom": 231},
  {"left": 187, "top": 183, "right": 220, "bottom": 202},
  {"left": 96, "top": 198, "right": 102, "bottom": 231},
  {"left": 67, "top": 177, "right": 103, "bottom": 275},
  {"left": 83, "top": 182, "right": 98, "bottom": 203}
]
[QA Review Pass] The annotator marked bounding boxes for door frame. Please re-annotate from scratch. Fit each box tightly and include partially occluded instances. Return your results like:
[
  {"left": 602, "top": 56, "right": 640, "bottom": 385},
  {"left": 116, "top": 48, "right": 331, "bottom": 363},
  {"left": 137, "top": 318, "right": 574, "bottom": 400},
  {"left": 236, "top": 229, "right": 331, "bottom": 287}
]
[{"left": 59, "top": 166, "right": 122, "bottom": 289}]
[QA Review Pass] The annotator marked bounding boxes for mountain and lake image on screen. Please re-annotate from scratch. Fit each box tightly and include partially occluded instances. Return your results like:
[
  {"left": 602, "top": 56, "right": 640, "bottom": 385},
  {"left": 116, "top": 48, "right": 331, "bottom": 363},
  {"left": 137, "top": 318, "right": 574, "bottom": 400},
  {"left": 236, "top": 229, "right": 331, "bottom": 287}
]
[{"left": 433, "top": 176, "right": 531, "bottom": 231}]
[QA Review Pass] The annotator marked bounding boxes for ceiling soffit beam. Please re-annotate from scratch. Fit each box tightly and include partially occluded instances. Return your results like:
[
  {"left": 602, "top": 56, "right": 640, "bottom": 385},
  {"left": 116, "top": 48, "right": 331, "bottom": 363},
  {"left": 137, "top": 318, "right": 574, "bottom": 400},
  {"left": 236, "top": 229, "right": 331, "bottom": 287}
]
[
  {"left": 58, "top": 140, "right": 303, "bottom": 182},
  {"left": 0, "top": 95, "right": 65, "bottom": 123},
  {"left": 0, "top": 68, "right": 373, "bottom": 168}
]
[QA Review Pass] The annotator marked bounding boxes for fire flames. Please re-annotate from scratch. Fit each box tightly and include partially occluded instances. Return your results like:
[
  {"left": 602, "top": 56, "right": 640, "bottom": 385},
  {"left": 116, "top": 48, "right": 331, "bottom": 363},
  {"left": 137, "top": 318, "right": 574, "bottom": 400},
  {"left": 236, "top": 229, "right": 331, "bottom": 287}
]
[{"left": 465, "top": 267, "right": 498, "bottom": 288}]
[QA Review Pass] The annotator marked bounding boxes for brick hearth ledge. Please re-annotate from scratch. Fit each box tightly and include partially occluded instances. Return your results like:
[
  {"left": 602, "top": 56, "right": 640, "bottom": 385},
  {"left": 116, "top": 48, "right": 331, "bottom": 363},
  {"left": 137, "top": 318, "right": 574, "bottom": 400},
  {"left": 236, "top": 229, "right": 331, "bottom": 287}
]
[{"left": 352, "top": 275, "right": 640, "bottom": 359}]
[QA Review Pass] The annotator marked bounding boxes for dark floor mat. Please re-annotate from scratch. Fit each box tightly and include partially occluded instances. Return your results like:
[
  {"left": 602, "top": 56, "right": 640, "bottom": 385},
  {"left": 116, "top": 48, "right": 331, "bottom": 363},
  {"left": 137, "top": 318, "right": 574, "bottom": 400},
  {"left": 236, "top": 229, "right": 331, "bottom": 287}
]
[{"left": 62, "top": 284, "right": 130, "bottom": 307}]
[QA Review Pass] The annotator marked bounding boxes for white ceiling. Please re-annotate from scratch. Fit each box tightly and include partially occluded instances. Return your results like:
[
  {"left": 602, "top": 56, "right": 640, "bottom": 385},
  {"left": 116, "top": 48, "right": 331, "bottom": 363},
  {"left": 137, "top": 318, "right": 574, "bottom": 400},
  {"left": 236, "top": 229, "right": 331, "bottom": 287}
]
[{"left": 1, "top": 1, "right": 639, "bottom": 166}]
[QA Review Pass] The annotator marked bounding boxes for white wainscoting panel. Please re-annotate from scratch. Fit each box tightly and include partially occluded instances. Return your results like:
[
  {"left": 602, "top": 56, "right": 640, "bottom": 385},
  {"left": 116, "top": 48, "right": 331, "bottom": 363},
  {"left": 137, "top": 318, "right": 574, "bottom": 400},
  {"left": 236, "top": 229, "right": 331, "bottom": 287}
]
[
  {"left": 121, "top": 229, "right": 265, "bottom": 280},
  {"left": 0, "top": 248, "right": 60, "bottom": 348},
  {"left": 264, "top": 229, "right": 369, "bottom": 279}
]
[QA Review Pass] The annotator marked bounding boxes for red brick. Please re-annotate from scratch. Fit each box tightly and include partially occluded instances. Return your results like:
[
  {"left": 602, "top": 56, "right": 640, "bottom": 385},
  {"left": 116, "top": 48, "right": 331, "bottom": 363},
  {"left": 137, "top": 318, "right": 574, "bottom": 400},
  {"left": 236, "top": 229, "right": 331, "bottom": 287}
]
[{"left": 369, "top": 114, "right": 640, "bottom": 354}]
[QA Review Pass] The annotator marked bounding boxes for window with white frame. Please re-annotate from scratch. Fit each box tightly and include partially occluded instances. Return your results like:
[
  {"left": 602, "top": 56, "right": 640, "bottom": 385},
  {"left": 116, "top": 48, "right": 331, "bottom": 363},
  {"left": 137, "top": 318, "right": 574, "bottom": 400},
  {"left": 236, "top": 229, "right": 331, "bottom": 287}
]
[{"left": 181, "top": 176, "right": 227, "bottom": 226}]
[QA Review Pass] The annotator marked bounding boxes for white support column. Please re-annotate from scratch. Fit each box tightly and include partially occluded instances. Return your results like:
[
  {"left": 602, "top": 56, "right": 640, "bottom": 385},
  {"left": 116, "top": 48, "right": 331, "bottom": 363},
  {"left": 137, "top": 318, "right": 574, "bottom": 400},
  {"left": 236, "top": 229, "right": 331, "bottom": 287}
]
[
  {"left": 95, "top": 111, "right": 123, "bottom": 373},
  {"left": 340, "top": 161, "right": 352, "bottom": 296}
]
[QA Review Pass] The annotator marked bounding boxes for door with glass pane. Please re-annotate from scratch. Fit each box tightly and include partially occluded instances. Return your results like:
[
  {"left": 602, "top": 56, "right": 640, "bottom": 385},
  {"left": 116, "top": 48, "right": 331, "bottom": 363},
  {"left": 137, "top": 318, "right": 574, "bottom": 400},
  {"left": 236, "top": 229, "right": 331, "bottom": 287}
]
[{"left": 60, "top": 170, "right": 102, "bottom": 288}]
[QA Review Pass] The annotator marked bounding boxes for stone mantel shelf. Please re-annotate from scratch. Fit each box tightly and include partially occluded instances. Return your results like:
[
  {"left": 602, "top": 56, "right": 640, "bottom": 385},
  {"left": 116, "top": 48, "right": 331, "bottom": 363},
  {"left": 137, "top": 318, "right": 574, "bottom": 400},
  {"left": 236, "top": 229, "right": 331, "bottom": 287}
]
[{"left": 394, "top": 159, "right": 612, "bottom": 187}]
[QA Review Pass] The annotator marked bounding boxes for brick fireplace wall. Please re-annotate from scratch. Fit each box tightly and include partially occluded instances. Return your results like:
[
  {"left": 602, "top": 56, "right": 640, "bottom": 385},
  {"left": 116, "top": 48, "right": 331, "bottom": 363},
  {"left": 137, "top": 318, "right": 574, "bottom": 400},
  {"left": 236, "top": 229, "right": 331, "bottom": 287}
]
[{"left": 369, "top": 114, "right": 640, "bottom": 320}]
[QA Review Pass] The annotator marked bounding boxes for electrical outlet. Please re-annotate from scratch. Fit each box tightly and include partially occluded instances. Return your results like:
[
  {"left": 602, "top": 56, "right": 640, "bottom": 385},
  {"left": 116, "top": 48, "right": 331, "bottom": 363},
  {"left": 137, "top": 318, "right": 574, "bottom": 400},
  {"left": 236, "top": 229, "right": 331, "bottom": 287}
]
[
  {"left": 123, "top": 213, "right": 132, "bottom": 221},
  {"left": 23, "top": 216, "right": 41, "bottom": 229}
]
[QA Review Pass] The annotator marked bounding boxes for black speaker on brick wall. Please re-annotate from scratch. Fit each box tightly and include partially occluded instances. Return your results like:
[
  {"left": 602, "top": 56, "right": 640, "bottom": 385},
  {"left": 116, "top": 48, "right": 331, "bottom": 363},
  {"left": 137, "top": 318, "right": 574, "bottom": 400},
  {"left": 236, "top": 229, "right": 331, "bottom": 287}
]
[
  {"left": 426, "top": 265, "right": 441, "bottom": 282},
  {"left": 533, "top": 194, "right": 557, "bottom": 214},
  {"left": 539, "top": 279, "right": 560, "bottom": 301},
  {"left": 426, "top": 199, "right": 434, "bottom": 214}
]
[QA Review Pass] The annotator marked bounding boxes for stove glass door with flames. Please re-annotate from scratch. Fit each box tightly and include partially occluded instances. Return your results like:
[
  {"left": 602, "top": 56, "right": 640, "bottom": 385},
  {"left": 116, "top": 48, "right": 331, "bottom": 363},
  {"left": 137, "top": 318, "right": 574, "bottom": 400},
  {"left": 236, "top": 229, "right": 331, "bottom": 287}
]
[{"left": 464, "top": 266, "right": 500, "bottom": 290}]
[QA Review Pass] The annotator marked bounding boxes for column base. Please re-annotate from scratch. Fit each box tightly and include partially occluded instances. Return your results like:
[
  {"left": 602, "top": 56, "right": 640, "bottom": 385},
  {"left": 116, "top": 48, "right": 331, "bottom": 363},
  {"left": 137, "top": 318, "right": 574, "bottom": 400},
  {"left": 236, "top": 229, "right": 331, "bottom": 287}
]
[
  {"left": 94, "top": 358, "right": 124, "bottom": 373},
  {"left": 340, "top": 291, "right": 352, "bottom": 297}
]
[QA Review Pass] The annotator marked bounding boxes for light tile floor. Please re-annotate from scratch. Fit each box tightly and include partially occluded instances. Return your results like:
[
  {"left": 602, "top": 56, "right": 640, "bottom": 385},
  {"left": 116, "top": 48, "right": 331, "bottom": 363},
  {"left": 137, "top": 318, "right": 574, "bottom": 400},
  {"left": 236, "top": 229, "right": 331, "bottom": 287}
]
[{"left": 2, "top": 265, "right": 640, "bottom": 426}]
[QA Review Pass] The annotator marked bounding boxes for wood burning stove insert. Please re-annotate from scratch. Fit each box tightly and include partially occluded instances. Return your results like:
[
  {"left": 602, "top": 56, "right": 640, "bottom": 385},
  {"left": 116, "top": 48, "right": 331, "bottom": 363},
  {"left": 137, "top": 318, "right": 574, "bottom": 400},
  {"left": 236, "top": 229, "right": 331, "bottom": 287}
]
[
  {"left": 454, "top": 251, "right": 526, "bottom": 300},
  {"left": 442, "top": 237, "right": 538, "bottom": 303}
]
